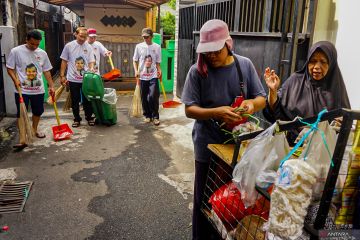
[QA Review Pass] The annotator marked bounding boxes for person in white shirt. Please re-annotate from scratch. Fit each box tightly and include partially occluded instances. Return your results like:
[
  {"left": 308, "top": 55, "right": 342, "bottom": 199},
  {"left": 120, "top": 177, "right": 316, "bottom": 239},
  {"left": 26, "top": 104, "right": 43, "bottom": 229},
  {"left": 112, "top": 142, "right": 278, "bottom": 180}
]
[
  {"left": 87, "top": 28, "right": 112, "bottom": 75},
  {"left": 60, "top": 27, "right": 96, "bottom": 127},
  {"left": 133, "top": 27, "right": 162, "bottom": 126},
  {"left": 6, "top": 29, "right": 55, "bottom": 150}
]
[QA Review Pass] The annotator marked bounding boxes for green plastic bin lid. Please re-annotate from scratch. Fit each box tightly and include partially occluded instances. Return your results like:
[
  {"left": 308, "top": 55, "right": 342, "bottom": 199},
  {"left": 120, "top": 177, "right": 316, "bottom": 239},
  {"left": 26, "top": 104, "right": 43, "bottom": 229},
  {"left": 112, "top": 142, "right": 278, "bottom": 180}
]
[
  {"left": 82, "top": 72, "right": 105, "bottom": 99},
  {"left": 153, "top": 33, "right": 161, "bottom": 45}
]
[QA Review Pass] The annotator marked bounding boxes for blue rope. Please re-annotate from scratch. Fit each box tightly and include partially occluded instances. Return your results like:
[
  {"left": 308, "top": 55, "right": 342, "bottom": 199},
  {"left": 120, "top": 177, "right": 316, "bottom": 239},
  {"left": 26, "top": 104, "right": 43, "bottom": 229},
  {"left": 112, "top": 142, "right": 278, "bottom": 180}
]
[{"left": 279, "top": 109, "right": 332, "bottom": 168}]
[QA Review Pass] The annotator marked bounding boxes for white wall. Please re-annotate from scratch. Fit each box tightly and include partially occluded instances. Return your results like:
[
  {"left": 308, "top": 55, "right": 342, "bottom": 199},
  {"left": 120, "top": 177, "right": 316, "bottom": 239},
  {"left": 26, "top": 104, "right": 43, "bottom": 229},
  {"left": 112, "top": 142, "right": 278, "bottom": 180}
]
[
  {"left": 335, "top": 0, "right": 360, "bottom": 110},
  {"left": 313, "top": 0, "right": 360, "bottom": 110},
  {"left": 0, "top": 26, "right": 17, "bottom": 116}
]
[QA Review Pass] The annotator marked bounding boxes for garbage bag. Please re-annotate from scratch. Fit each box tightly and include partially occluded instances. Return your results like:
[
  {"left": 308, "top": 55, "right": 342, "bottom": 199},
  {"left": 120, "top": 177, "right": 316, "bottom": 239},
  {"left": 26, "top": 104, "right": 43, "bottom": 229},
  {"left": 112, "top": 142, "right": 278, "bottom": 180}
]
[
  {"left": 102, "top": 88, "right": 118, "bottom": 105},
  {"left": 232, "top": 123, "right": 290, "bottom": 207}
]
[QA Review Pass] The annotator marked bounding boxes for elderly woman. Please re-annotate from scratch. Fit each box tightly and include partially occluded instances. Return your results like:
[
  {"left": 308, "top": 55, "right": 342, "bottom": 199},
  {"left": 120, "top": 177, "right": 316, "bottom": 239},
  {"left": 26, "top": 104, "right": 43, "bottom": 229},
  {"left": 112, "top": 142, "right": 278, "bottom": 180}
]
[
  {"left": 182, "top": 19, "right": 266, "bottom": 240},
  {"left": 263, "top": 41, "right": 350, "bottom": 123}
]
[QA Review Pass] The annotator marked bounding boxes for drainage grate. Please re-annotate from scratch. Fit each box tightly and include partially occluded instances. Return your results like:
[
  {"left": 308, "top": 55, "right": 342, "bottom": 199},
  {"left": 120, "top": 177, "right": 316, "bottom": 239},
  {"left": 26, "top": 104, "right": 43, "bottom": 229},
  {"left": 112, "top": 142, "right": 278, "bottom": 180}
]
[{"left": 0, "top": 181, "right": 33, "bottom": 214}]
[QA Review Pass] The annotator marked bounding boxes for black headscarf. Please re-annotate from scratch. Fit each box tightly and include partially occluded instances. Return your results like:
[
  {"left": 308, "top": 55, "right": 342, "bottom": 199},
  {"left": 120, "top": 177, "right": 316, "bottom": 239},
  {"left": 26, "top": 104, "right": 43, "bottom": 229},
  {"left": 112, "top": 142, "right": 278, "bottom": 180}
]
[{"left": 275, "top": 41, "right": 351, "bottom": 120}]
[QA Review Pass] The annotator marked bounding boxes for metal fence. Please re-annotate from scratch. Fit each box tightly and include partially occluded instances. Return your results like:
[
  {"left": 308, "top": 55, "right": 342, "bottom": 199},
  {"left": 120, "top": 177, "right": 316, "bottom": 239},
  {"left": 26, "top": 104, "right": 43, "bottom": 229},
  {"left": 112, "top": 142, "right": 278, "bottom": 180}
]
[{"left": 177, "top": 0, "right": 315, "bottom": 97}]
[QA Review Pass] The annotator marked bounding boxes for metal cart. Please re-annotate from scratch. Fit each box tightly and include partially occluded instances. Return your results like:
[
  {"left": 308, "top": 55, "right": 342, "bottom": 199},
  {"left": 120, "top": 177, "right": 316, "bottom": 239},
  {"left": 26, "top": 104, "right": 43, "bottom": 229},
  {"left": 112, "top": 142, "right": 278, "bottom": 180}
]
[{"left": 202, "top": 108, "right": 360, "bottom": 240}]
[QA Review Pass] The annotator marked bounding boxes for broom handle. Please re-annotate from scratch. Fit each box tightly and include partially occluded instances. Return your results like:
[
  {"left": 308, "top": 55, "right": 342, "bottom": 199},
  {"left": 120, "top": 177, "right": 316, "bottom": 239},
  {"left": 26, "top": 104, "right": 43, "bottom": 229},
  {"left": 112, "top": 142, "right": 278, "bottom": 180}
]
[
  {"left": 159, "top": 76, "right": 167, "bottom": 102},
  {"left": 108, "top": 56, "right": 115, "bottom": 70},
  {"left": 51, "top": 94, "right": 61, "bottom": 126}
]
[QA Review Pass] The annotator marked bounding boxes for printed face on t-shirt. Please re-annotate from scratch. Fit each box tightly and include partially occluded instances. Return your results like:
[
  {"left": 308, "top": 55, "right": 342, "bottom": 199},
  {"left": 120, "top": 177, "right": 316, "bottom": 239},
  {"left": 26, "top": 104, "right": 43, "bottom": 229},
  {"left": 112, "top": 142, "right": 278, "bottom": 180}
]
[
  {"left": 144, "top": 55, "right": 152, "bottom": 68},
  {"left": 26, "top": 64, "right": 37, "bottom": 81},
  {"left": 75, "top": 57, "right": 85, "bottom": 71}
]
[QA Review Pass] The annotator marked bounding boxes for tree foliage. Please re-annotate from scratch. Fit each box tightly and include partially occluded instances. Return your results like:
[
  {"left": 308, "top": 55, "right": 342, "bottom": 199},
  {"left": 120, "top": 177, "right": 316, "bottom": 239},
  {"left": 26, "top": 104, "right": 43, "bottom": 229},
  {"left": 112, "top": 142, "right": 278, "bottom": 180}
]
[
  {"left": 161, "top": 11, "right": 175, "bottom": 36},
  {"left": 168, "top": 0, "right": 176, "bottom": 10}
]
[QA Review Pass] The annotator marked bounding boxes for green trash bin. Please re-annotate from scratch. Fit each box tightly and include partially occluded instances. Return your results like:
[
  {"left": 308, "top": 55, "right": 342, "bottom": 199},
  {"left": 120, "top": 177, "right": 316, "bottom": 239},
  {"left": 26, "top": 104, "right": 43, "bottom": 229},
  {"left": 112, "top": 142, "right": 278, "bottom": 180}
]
[{"left": 82, "top": 72, "right": 117, "bottom": 126}]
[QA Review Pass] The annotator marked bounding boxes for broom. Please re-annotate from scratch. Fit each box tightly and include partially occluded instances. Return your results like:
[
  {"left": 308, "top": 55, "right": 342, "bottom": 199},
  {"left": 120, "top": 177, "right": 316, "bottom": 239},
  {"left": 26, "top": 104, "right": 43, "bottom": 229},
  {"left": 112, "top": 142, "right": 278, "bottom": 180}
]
[
  {"left": 63, "top": 91, "right": 72, "bottom": 112},
  {"left": 46, "top": 85, "right": 65, "bottom": 105},
  {"left": 129, "top": 78, "right": 142, "bottom": 117},
  {"left": 17, "top": 86, "right": 34, "bottom": 144}
]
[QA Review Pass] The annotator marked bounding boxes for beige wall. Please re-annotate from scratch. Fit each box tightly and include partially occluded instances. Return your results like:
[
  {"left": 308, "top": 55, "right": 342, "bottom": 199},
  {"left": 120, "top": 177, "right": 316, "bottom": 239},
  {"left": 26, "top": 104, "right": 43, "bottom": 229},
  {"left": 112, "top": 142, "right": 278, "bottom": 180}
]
[
  {"left": 313, "top": 0, "right": 360, "bottom": 109},
  {"left": 84, "top": 4, "right": 146, "bottom": 43}
]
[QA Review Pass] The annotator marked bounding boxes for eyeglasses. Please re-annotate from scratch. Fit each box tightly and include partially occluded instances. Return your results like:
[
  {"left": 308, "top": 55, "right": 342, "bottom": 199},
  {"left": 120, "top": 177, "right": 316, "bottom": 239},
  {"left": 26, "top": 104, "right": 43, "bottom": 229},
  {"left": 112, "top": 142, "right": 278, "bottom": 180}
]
[
  {"left": 143, "top": 36, "right": 150, "bottom": 39},
  {"left": 203, "top": 48, "right": 223, "bottom": 57}
]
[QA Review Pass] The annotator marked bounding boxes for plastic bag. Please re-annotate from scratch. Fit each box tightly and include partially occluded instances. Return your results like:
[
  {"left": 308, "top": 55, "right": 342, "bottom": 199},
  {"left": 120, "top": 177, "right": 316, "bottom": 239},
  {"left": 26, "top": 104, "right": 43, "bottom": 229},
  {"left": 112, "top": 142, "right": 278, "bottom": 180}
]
[
  {"left": 232, "top": 123, "right": 290, "bottom": 207},
  {"left": 209, "top": 182, "right": 249, "bottom": 226},
  {"left": 299, "top": 121, "right": 337, "bottom": 200},
  {"left": 102, "top": 88, "right": 118, "bottom": 105}
]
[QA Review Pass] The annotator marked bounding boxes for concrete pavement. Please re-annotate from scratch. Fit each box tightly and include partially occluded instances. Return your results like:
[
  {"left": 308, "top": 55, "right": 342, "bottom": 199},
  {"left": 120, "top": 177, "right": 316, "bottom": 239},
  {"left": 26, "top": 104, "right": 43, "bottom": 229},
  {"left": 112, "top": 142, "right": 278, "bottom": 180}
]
[{"left": 0, "top": 94, "right": 195, "bottom": 240}]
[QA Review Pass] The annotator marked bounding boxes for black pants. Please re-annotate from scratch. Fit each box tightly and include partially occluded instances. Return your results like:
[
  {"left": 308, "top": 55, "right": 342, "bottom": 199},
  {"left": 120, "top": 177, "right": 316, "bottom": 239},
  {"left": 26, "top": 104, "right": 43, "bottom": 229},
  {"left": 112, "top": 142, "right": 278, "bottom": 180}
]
[
  {"left": 69, "top": 81, "right": 93, "bottom": 122},
  {"left": 193, "top": 161, "right": 221, "bottom": 240},
  {"left": 140, "top": 78, "right": 160, "bottom": 119}
]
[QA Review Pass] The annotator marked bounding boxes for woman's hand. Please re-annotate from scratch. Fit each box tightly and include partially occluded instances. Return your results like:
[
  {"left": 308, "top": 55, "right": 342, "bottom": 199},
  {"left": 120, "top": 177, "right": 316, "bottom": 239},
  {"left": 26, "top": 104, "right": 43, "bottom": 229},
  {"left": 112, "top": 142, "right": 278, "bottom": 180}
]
[
  {"left": 264, "top": 67, "right": 280, "bottom": 93},
  {"left": 213, "top": 106, "right": 242, "bottom": 124}
]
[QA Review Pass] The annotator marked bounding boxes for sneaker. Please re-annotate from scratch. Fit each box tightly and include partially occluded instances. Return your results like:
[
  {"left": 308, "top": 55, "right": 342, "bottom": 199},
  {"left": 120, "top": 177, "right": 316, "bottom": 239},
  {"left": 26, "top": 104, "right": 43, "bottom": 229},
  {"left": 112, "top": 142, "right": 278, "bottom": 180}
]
[
  {"left": 143, "top": 117, "right": 152, "bottom": 123},
  {"left": 153, "top": 119, "right": 160, "bottom": 126}
]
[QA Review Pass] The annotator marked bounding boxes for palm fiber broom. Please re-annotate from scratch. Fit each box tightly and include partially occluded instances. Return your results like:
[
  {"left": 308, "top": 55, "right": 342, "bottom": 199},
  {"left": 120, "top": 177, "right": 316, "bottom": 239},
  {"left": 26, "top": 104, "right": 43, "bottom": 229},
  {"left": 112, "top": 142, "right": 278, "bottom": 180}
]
[
  {"left": 17, "top": 86, "right": 34, "bottom": 144},
  {"left": 129, "top": 78, "right": 142, "bottom": 117},
  {"left": 46, "top": 85, "right": 65, "bottom": 105},
  {"left": 63, "top": 91, "right": 72, "bottom": 112}
]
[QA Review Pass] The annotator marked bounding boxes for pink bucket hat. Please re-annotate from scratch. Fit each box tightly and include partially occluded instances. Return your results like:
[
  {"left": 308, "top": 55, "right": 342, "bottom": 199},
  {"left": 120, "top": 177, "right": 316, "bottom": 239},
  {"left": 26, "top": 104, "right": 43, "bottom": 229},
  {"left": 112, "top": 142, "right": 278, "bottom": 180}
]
[{"left": 196, "top": 19, "right": 233, "bottom": 53}]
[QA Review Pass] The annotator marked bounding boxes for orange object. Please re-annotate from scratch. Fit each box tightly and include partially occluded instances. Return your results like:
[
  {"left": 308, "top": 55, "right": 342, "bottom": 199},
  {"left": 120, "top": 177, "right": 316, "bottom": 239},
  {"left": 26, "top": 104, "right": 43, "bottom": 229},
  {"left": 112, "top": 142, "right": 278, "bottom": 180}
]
[
  {"left": 102, "top": 56, "right": 121, "bottom": 80},
  {"left": 159, "top": 76, "right": 181, "bottom": 108},
  {"left": 51, "top": 94, "right": 73, "bottom": 141}
]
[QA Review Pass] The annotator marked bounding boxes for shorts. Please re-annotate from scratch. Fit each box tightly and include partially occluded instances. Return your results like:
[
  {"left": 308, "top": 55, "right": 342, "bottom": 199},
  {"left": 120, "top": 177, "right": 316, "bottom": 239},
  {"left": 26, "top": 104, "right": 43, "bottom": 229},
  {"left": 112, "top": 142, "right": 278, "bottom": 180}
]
[{"left": 15, "top": 93, "right": 45, "bottom": 118}]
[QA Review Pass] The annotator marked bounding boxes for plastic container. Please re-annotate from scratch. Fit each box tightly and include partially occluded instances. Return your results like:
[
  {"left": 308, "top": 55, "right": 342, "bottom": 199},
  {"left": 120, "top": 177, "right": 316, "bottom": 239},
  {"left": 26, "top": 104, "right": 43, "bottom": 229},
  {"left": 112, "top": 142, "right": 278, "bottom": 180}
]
[
  {"left": 92, "top": 88, "right": 117, "bottom": 126},
  {"left": 82, "top": 72, "right": 117, "bottom": 126},
  {"left": 82, "top": 72, "right": 104, "bottom": 100}
]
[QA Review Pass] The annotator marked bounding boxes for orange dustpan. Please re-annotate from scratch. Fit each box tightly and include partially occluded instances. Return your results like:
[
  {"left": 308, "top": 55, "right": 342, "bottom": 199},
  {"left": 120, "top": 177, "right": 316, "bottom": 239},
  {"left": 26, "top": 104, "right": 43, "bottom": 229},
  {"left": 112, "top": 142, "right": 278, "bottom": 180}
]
[
  {"left": 159, "top": 76, "right": 182, "bottom": 108},
  {"left": 51, "top": 94, "right": 73, "bottom": 141},
  {"left": 102, "top": 56, "right": 121, "bottom": 80}
]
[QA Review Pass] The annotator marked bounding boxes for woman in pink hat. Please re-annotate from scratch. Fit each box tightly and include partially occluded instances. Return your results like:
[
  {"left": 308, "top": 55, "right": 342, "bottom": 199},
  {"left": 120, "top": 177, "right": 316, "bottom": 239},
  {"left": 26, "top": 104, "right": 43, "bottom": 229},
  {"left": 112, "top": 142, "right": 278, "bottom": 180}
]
[{"left": 181, "top": 19, "right": 266, "bottom": 240}]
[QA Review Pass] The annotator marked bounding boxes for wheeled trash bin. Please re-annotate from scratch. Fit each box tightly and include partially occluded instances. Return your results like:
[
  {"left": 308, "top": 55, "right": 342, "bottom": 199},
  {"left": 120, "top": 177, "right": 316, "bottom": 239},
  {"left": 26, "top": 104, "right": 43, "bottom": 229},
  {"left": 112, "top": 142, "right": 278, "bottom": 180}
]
[{"left": 82, "top": 72, "right": 118, "bottom": 126}]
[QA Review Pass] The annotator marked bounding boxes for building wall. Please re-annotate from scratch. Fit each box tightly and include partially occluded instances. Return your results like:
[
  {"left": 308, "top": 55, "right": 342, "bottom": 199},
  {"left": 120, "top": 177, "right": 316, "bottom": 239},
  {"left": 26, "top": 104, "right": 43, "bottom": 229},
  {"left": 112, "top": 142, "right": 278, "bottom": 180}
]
[
  {"left": 313, "top": 0, "right": 360, "bottom": 109},
  {"left": 84, "top": 4, "right": 146, "bottom": 43}
]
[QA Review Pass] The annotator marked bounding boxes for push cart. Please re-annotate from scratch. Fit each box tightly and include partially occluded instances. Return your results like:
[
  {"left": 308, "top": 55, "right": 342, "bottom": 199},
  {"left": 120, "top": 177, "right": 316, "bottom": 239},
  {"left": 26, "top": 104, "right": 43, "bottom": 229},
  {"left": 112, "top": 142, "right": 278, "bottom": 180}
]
[{"left": 201, "top": 108, "right": 360, "bottom": 240}]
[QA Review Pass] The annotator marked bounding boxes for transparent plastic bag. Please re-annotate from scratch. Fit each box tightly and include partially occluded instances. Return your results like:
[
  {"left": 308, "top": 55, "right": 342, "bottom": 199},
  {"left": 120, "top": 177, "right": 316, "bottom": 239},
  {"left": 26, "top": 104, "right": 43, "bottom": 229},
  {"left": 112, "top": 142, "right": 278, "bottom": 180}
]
[
  {"left": 102, "top": 88, "right": 118, "bottom": 105},
  {"left": 232, "top": 123, "right": 290, "bottom": 207},
  {"left": 299, "top": 121, "right": 337, "bottom": 200}
]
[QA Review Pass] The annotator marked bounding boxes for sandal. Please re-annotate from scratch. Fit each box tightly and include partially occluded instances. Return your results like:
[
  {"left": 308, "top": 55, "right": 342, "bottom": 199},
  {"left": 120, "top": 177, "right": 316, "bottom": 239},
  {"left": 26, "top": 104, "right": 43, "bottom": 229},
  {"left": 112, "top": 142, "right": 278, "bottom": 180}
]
[
  {"left": 13, "top": 143, "right": 28, "bottom": 151},
  {"left": 87, "top": 119, "right": 95, "bottom": 126},
  {"left": 72, "top": 121, "right": 81, "bottom": 128},
  {"left": 35, "top": 132, "right": 46, "bottom": 138}
]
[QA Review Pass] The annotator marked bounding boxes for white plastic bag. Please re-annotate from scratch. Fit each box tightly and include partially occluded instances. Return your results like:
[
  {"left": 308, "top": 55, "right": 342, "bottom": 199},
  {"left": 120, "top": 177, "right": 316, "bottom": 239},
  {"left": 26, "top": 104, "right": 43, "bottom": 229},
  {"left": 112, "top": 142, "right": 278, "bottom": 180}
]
[
  {"left": 232, "top": 123, "right": 290, "bottom": 207},
  {"left": 299, "top": 121, "right": 337, "bottom": 200},
  {"left": 102, "top": 88, "right": 118, "bottom": 105}
]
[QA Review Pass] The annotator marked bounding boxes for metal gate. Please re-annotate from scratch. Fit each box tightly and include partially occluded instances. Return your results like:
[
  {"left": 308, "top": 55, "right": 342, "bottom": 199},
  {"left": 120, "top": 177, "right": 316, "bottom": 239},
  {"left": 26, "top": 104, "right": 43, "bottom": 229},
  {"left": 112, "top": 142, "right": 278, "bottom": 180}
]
[
  {"left": 0, "top": 33, "right": 6, "bottom": 119},
  {"left": 177, "top": 0, "right": 317, "bottom": 97},
  {"left": 99, "top": 42, "right": 137, "bottom": 78}
]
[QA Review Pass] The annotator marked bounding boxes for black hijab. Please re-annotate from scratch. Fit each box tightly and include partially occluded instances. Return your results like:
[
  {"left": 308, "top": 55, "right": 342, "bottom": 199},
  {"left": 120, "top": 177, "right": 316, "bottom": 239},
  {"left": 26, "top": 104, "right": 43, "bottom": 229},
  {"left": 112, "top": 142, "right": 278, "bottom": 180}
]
[{"left": 278, "top": 41, "right": 351, "bottom": 120}]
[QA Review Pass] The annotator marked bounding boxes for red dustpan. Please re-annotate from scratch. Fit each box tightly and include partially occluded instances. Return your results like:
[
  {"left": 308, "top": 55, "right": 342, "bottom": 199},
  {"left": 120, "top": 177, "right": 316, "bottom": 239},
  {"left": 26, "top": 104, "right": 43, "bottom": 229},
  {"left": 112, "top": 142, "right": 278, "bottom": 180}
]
[
  {"left": 102, "top": 56, "right": 121, "bottom": 81},
  {"left": 159, "top": 76, "right": 182, "bottom": 108},
  {"left": 51, "top": 94, "right": 73, "bottom": 141}
]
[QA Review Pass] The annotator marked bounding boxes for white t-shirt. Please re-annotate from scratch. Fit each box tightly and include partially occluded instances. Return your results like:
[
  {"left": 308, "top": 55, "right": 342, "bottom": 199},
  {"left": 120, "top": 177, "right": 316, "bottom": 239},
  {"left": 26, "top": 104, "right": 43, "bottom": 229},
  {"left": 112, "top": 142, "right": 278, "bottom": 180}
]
[
  {"left": 6, "top": 45, "right": 52, "bottom": 95},
  {"left": 133, "top": 42, "right": 161, "bottom": 81},
  {"left": 89, "top": 41, "right": 108, "bottom": 74},
  {"left": 60, "top": 40, "right": 95, "bottom": 83}
]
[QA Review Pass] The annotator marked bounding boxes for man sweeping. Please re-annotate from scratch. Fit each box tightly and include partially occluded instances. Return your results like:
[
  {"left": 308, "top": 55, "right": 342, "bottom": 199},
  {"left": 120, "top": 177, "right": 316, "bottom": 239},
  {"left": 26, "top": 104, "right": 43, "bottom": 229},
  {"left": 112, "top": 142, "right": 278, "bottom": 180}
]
[
  {"left": 87, "top": 28, "right": 112, "bottom": 75},
  {"left": 6, "top": 29, "right": 55, "bottom": 150},
  {"left": 60, "top": 27, "right": 95, "bottom": 128},
  {"left": 133, "top": 27, "right": 162, "bottom": 126}
]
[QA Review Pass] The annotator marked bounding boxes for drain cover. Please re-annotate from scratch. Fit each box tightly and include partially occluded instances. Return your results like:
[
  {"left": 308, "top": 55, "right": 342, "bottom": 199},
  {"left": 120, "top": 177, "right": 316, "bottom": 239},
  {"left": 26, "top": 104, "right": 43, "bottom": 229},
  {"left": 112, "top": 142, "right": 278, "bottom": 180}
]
[{"left": 0, "top": 181, "right": 33, "bottom": 214}]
